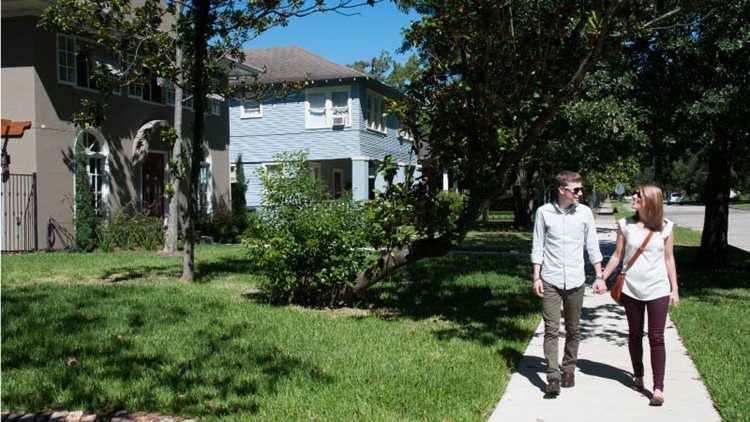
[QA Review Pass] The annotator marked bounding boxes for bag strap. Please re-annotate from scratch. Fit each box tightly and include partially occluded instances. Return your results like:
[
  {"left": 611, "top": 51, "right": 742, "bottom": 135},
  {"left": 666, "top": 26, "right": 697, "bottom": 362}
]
[{"left": 623, "top": 230, "right": 654, "bottom": 272}]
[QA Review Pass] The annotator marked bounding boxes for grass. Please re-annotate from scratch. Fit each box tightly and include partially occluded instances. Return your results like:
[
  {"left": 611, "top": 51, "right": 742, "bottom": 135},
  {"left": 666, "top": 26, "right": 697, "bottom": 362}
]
[
  {"left": 1, "top": 245, "right": 538, "bottom": 421},
  {"left": 3, "top": 220, "right": 749, "bottom": 421},
  {"left": 668, "top": 241, "right": 750, "bottom": 422},
  {"left": 730, "top": 201, "right": 750, "bottom": 210}
]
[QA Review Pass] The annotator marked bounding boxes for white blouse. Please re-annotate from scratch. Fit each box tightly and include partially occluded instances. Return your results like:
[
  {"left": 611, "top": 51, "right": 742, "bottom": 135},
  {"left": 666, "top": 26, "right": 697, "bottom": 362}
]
[{"left": 617, "top": 217, "right": 674, "bottom": 301}]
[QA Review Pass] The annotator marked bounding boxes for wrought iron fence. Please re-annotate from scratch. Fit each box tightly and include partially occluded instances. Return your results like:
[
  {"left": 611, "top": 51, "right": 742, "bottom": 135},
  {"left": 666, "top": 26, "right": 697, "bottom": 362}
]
[{"left": 2, "top": 173, "right": 38, "bottom": 252}]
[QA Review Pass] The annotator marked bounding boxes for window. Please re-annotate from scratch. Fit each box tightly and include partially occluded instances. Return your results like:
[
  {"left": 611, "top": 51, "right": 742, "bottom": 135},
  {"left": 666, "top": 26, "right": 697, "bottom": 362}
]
[
  {"left": 197, "top": 162, "right": 211, "bottom": 215},
  {"left": 128, "top": 81, "right": 144, "bottom": 99},
  {"left": 85, "top": 136, "right": 104, "bottom": 212},
  {"left": 75, "top": 130, "right": 109, "bottom": 215},
  {"left": 331, "top": 91, "right": 349, "bottom": 125},
  {"left": 57, "top": 35, "right": 104, "bottom": 89},
  {"left": 333, "top": 168, "right": 344, "bottom": 198},
  {"left": 196, "top": 148, "right": 213, "bottom": 215},
  {"left": 305, "top": 88, "right": 350, "bottom": 129},
  {"left": 240, "top": 98, "right": 262, "bottom": 119},
  {"left": 309, "top": 163, "right": 321, "bottom": 180},
  {"left": 183, "top": 90, "right": 194, "bottom": 110},
  {"left": 141, "top": 69, "right": 162, "bottom": 103},
  {"left": 57, "top": 34, "right": 76, "bottom": 84},
  {"left": 165, "top": 81, "right": 176, "bottom": 106},
  {"left": 367, "top": 91, "right": 386, "bottom": 133},
  {"left": 210, "top": 98, "right": 221, "bottom": 116},
  {"left": 397, "top": 121, "right": 414, "bottom": 141}
]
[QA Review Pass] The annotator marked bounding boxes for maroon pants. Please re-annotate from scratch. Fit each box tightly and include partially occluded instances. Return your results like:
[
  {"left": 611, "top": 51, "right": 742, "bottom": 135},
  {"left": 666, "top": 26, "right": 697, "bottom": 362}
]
[{"left": 622, "top": 293, "right": 670, "bottom": 391}]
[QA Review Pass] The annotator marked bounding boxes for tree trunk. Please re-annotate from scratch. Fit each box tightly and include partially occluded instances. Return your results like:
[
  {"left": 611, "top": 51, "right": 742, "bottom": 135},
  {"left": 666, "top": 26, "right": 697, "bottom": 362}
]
[
  {"left": 182, "top": 0, "right": 209, "bottom": 281},
  {"left": 696, "top": 136, "right": 730, "bottom": 268},
  {"left": 163, "top": 2, "right": 183, "bottom": 254}
]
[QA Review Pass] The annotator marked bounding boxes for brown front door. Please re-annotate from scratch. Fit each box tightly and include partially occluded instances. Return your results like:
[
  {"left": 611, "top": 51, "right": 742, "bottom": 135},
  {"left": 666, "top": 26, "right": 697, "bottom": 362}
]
[{"left": 143, "top": 152, "right": 164, "bottom": 218}]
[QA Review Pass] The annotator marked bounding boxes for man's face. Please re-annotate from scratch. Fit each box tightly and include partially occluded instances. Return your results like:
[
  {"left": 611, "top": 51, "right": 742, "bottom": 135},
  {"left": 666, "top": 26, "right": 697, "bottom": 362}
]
[{"left": 559, "top": 183, "right": 584, "bottom": 205}]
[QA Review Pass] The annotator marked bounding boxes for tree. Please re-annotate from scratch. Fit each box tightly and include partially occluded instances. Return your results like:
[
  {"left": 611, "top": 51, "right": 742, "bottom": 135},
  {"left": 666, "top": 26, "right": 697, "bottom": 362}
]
[
  {"left": 74, "top": 137, "right": 97, "bottom": 251},
  {"left": 163, "top": 0, "right": 186, "bottom": 255},
  {"left": 349, "top": 50, "right": 420, "bottom": 90},
  {"left": 40, "top": 0, "right": 375, "bottom": 281},
  {"left": 231, "top": 154, "right": 248, "bottom": 215},
  {"left": 626, "top": 0, "right": 750, "bottom": 267},
  {"left": 338, "top": 0, "right": 695, "bottom": 300}
]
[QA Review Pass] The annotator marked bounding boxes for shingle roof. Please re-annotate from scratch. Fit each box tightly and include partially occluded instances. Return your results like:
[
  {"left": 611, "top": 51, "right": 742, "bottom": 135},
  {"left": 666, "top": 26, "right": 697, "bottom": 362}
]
[{"left": 242, "top": 46, "right": 370, "bottom": 84}]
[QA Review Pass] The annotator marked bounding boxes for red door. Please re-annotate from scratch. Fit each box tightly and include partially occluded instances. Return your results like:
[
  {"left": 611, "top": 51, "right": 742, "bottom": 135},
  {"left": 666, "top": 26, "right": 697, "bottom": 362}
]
[{"left": 143, "top": 153, "right": 165, "bottom": 218}]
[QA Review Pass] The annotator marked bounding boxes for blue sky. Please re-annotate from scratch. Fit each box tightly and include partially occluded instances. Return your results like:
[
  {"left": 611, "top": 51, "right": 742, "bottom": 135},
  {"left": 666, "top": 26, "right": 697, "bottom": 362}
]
[{"left": 244, "top": 2, "right": 420, "bottom": 66}]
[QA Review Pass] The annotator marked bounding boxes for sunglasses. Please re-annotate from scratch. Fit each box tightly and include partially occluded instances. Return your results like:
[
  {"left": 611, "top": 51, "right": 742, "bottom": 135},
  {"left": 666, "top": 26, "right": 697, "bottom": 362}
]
[
  {"left": 562, "top": 186, "right": 585, "bottom": 195},
  {"left": 633, "top": 191, "right": 641, "bottom": 199}
]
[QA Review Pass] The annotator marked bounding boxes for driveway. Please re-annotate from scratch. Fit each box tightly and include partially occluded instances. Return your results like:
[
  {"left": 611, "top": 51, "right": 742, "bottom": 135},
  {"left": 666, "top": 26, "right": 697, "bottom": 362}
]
[{"left": 663, "top": 204, "right": 750, "bottom": 252}]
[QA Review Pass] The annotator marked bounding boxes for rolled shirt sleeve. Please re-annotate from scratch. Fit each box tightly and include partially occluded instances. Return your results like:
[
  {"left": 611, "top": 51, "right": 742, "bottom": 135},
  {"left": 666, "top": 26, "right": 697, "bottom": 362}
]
[
  {"left": 530, "top": 206, "right": 546, "bottom": 265},
  {"left": 530, "top": 202, "right": 601, "bottom": 290}
]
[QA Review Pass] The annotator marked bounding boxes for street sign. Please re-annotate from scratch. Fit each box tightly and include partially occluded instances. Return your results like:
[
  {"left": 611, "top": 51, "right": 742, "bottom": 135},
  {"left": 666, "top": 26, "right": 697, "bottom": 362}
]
[{"left": 615, "top": 184, "right": 625, "bottom": 195}]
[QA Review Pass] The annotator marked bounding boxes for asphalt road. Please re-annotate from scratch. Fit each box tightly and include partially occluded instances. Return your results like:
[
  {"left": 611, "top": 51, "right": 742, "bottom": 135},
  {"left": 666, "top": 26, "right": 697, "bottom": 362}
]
[{"left": 662, "top": 204, "right": 750, "bottom": 252}]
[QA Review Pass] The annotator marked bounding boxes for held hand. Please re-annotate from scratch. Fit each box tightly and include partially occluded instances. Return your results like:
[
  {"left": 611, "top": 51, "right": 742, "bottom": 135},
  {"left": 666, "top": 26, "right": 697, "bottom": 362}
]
[
  {"left": 533, "top": 279, "right": 544, "bottom": 298},
  {"left": 670, "top": 291, "right": 680, "bottom": 308},
  {"left": 592, "top": 279, "right": 607, "bottom": 294}
]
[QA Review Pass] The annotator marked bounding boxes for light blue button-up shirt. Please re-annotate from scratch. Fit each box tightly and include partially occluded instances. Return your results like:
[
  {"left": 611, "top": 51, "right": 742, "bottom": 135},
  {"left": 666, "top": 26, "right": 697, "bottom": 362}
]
[{"left": 530, "top": 202, "right": 603, "bottom": 290}]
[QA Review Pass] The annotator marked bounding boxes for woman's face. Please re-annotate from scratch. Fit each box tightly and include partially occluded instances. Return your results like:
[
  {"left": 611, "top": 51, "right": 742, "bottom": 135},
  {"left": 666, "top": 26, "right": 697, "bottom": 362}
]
[{"left": 631, "top": 190, "right": 643, "bottom": 210}]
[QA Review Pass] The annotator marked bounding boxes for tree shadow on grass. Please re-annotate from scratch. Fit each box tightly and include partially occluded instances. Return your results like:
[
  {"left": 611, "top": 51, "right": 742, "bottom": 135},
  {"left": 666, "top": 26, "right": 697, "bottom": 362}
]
[
  {"left": 1, "top": 284, "right": 332, "bottom": 418},
  {"left": 194, "top": 256, "right": 257, "bottom": 283},
  {"left": 674, "top": 244, "right": 750, "bottom": 294},
  {"left": 360, "top": 253, "right": 539, "bottom": 346},
  {"left": 87, "top": 255, "right": 256, "bottom": 285}
]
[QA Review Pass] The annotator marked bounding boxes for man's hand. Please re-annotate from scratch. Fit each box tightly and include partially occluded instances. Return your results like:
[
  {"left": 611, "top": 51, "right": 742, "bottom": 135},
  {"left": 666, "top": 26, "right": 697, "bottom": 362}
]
[
  {"left": 533, "top": 278, "right": 544, "bottom": 298},
  {"left": 592, "top": 279, "right": 607, "bottom": 294}
]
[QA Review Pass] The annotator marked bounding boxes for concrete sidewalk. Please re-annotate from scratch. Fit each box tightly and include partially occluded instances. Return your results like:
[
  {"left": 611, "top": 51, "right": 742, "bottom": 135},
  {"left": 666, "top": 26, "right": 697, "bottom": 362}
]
[{"left": 488, "top": 211, "right": 721, "bottom": 422}]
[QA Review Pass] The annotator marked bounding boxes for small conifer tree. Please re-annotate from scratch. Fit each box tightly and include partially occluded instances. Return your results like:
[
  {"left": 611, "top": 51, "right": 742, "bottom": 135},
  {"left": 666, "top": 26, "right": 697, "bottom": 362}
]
[
  {"left": 74, "top": 137, "right": 97, "bottom": 251},
  {"left": 231, "top": 154, "right": 247, "bottom": 215}
]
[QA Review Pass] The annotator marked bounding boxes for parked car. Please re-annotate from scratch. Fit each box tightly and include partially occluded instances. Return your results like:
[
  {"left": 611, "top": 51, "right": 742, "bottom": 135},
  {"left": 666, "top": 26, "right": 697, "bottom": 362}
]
[{"left": 667, "top": 192, "right": 684, "bottom": 205}]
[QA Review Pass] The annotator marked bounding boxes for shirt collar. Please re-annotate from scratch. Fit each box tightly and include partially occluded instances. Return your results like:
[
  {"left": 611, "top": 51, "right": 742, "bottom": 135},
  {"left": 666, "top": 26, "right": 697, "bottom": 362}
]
[{"left": 553, "top": 201, "right": 578, "bottom": 214}]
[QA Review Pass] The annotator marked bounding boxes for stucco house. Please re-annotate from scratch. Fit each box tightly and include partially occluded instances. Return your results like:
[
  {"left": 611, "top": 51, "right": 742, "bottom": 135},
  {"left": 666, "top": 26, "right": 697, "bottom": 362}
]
[
  {"left": 1, "top": 0, "right": 256, "bottom": 252},
  {"left": 229, "top": 46, "right": 419, "bottom": 208}
]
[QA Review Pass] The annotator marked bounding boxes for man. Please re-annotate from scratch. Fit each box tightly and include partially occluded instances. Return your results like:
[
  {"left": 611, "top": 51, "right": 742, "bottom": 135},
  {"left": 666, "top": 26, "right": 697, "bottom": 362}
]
[{"left": 531, "top": 170, "right": 606, "bottom": 396}]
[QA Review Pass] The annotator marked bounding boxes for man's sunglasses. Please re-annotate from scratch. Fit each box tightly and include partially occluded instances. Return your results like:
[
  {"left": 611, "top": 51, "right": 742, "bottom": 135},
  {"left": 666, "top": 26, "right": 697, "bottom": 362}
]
[{"left": 562, "top": 186, "right": 585, "bottom": 195}]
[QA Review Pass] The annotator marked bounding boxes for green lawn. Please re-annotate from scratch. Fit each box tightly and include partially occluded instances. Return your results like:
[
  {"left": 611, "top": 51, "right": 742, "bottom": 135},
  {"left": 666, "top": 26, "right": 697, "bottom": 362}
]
[
  {"left": 2, "top": 223, "right": 748, "bottom": 421},
  {"left": 729, "top": 201, "right": 750, "bottom": 210},
  {"left": 1, "top": 245, "right": 538, "bottom": 421},
  {"left": 668, "top": 243, "right": 750, "bottom": 422}
]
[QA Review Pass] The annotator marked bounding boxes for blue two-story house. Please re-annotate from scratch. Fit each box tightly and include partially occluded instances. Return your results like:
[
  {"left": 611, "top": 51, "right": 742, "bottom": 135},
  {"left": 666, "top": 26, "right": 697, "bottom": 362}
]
[{"left": 229, "top": 46, "right": 417, "bottom": 208}]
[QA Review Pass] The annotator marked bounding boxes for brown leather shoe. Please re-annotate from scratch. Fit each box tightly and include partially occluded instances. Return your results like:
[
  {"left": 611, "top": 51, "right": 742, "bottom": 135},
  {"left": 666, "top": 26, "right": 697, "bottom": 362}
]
[
  {"left": 545, "top": 378, "right": 560, "bottom": 396},
  {"left": 561, "top": 371, "right": 575, "bottom": 388}
]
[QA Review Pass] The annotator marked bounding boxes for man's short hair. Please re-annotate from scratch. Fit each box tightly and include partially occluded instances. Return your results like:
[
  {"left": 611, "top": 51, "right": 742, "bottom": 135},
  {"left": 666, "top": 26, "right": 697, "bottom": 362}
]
[{"left": 555, "top": 171, "right": 582, "bottom": 188}]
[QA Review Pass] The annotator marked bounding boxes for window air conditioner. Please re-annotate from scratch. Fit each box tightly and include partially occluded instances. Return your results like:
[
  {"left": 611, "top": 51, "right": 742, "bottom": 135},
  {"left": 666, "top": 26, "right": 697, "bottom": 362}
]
[{"left": 332, "top": 115, "right": 346, "bottom": 127}]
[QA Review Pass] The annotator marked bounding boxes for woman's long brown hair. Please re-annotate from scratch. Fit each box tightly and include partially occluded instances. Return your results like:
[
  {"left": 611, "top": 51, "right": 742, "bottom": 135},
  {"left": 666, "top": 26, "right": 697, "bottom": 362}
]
[{"left": 634, "top": 183, "right": 665, "bottom": 232}]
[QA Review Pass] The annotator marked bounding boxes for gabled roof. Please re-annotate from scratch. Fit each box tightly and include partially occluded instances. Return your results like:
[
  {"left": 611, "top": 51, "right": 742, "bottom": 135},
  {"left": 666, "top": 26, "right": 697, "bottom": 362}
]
[{"left": 242, "top": 46, "right": 370, "bottom": 84}]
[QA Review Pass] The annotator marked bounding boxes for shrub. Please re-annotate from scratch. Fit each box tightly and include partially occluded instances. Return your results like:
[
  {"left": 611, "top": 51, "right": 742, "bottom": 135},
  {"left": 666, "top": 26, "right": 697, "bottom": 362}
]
[
  {"left": 196, "top": 201, "right": 247, "bottom": 243},
  {"left": 243, "top": 152, "right": 371, "bottom": 306},
  {"left": 96, "top": 206, "right": 163, "bottom": 251}
]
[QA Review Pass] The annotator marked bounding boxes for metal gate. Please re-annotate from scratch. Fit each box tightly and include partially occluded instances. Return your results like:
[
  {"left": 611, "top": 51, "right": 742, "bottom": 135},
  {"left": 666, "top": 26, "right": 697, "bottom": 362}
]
[{"left": 2, "top": 173, "right": 38, "bottom": 252}]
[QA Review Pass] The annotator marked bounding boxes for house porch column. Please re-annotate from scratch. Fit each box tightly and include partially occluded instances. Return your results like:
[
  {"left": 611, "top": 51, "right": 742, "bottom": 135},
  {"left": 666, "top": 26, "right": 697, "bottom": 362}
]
[{"left": 351, "top": 156, "right": 369, "bottom": 201}]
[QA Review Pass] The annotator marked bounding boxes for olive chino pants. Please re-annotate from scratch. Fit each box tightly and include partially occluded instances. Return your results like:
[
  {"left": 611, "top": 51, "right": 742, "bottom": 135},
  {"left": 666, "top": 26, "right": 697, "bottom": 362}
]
[{"left": 541, "top": 281, "right": 585, "bottom": 381}]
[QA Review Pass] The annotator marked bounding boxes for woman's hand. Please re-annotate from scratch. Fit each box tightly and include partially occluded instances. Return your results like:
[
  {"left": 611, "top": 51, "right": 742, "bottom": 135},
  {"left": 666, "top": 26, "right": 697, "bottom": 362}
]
[{"left": 669, "top": 291, "right": 680, "bottom": 308}]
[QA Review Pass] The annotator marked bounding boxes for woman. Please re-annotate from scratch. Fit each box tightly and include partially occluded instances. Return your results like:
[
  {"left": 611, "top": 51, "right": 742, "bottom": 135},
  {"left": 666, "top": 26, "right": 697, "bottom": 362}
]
[{"left": 602, "top": 184, "right": 679, "bottom": 406}]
